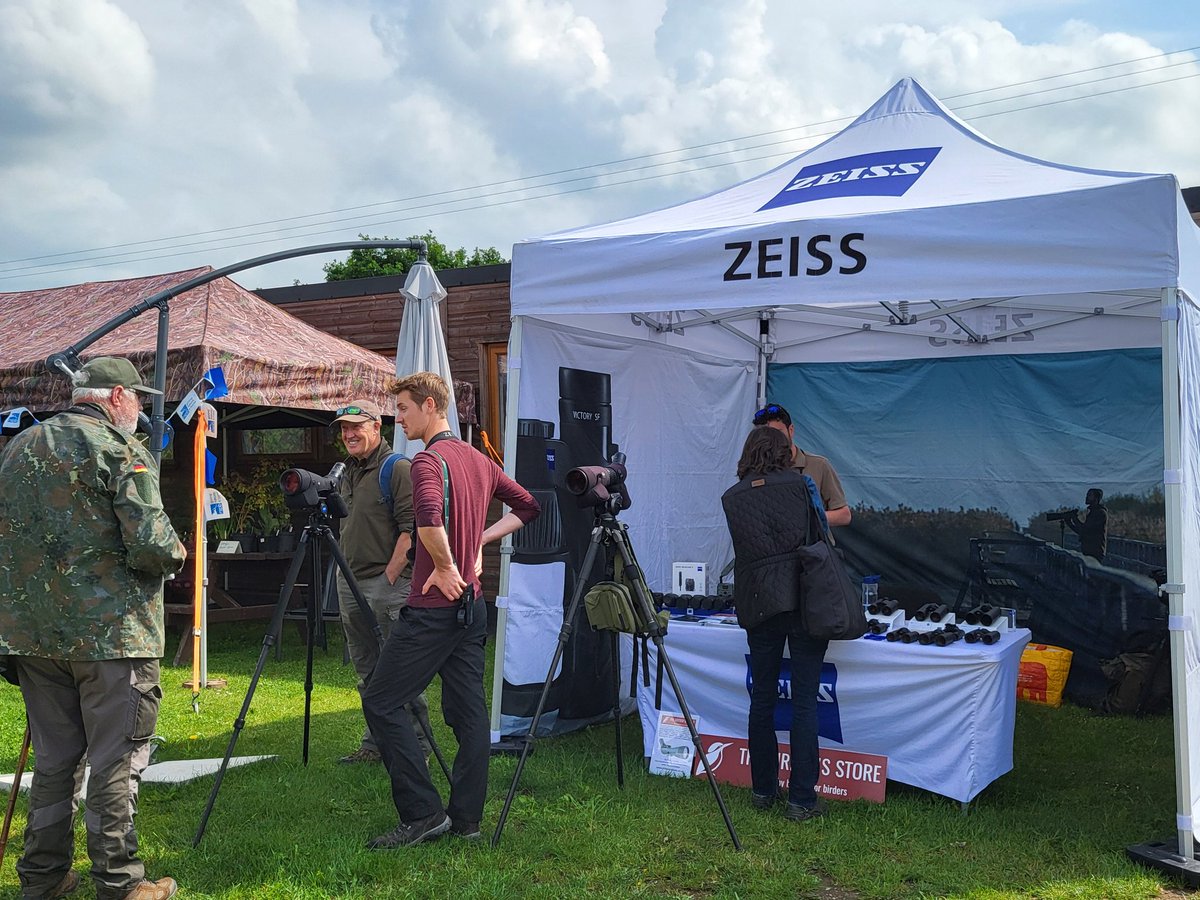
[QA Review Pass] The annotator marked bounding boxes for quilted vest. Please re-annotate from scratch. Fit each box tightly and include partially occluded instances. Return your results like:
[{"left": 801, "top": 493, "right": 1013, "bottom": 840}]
[{"left": 720, "top": 469, "right": 814, "bottom": 630}]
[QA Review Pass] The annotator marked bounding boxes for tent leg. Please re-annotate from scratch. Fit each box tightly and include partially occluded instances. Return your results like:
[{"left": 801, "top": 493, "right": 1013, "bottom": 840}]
[{"left": 489, "top": 316, "right": 524, "bottom": 748}]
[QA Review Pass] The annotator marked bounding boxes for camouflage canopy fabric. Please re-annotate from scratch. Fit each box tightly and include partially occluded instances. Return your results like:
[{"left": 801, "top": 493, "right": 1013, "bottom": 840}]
[{"left": 0, "top": 267, "right": 396, "bottom": 413}]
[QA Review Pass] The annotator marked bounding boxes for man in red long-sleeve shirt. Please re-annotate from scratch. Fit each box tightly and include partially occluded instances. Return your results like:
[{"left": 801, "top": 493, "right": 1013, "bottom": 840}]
[{"left": 363, "top": 371, "right": 539, "bottom": 849}]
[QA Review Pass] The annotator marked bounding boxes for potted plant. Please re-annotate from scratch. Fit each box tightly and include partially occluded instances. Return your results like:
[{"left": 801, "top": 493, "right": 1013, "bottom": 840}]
[{"left": 219, "top": 470, "right": 259, "bottom": 552}]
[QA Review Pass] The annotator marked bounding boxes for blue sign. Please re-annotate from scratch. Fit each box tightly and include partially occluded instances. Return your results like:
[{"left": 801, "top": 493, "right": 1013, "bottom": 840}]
[
  {"left": 745, "top": 656, "right": 844, "bottom": 744},
  {"left": 760, "top": 147, "right": 941, "bottom": 210}
]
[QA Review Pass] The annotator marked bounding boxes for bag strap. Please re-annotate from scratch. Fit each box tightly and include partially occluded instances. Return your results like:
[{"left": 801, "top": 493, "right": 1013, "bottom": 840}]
[
  {"left": 423, "top": 447, "right": 455, "bottom": 568},
  {"left": 802, "top": 473, "right": 832, "bottom": 546}
]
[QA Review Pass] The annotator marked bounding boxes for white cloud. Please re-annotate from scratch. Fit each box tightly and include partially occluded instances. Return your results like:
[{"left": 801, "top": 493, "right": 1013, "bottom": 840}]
[
  {"left": 0, "top": 0, "right": 153, "bottom": 126},
  {"left": 0, "top": 0, "right": 1197, "bottom": 292}
]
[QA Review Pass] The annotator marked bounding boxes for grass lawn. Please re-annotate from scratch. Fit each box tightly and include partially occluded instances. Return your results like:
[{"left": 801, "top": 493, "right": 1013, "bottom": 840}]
[{"left": 0, "top": 623, "right": 1186, "bottom": 899}]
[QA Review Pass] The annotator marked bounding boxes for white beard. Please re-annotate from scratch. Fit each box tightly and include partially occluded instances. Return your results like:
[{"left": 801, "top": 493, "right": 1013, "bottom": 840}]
[{"left": 113, "top": 404, "right": 139, "bottom": 435}]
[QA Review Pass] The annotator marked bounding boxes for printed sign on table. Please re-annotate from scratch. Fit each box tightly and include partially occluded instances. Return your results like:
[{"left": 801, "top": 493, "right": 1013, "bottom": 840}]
[{"left": 692, "top": 734, "right": 888, "bottom": 803}]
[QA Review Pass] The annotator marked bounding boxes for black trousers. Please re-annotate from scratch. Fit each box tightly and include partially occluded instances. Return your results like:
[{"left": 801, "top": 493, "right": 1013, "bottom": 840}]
[
  {"left": 745, "top": 611, "right": 828, "bottom": 807},
  {"left": 363, "top": 597, "right": 488, "bottom": 825}
]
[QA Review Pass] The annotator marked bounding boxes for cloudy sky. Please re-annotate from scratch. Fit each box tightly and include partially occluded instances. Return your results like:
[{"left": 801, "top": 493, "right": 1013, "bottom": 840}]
[{"left": 1, "top": 0, "right": 1198, "bottom": 293}]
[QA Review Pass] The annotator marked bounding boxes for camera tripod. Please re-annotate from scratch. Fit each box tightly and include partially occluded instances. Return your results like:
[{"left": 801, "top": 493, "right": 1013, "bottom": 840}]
[
  {"left": 492, "top": 508, "right": 742, "bottom": 850},
  {"left": 193, "top": 503, "right": 449, "bottom": 846}
]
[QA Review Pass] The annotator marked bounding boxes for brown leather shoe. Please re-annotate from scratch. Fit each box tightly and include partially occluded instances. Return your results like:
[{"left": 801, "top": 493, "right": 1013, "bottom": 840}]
[
  {"left": 121, "top": 877, "right": 178, "bottom": 899},
  {"left": 338, "top": 747, "right": 382, "bottom": 764},
  {"left": 21, "top": 869, "right": 79, "bottom": 900}
]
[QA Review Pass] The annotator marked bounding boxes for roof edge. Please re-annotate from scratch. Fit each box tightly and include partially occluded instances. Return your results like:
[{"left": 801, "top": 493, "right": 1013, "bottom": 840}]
[{"left": 255, "top": 263, "right": 512, "bottom": 304}]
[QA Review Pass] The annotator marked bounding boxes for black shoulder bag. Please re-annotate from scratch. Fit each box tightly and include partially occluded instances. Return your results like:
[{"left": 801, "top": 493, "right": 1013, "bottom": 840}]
[{"left": 795, "top": 476, "right": 867, "bottom": 641}]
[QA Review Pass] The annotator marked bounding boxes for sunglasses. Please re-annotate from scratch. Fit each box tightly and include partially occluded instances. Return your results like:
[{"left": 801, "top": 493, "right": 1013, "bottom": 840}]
[
  {"left": 752, "top": 403, "right": 786, "bottom": 425},
  {"left": 336, "top": 405, "right": 377, "bottom": 420}
]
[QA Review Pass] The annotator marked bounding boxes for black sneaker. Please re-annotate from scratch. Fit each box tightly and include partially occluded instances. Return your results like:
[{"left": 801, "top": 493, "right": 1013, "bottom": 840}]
[
  {"left": 750, "top": 791, "right": 782, "bottom": 810},
  {"left": 450, "top": 820, "right": 483, "bottom": 841},
  {"left": 367, "top": 812, "right": 451, "bottom": 849},
  {"left": 784, "top": 801, "right": 826, "bottom": 822}
]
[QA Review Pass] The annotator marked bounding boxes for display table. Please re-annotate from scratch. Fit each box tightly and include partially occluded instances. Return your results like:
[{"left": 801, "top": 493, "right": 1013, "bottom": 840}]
[{"left": 634, "top": 619, "right": 1030, "bottom": 803}]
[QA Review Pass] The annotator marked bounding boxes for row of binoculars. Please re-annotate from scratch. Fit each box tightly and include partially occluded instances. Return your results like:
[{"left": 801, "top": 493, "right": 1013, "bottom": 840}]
[
  {"left": 653, "top": 593, "right": 732, "bottom": 612},
  {"left": 886, "top": 624, "right": 965, "bottom": 646},
  {"left": 884, "top": 623, "right": 1002, "bottom": 645}
]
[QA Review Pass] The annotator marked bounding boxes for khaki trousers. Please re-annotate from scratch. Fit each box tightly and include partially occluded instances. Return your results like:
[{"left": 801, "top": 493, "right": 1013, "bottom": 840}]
[{"left": 337, "top": 570, "right": 431, "bottom": 755}]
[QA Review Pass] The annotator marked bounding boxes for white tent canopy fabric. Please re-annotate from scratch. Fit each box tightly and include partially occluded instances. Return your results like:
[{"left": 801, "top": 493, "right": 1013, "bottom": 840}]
[
  {"left": 393, "top": 261, "right": 458, "bottom": 455},
  {"left": 493, "top": 77, "right": 1200, "bottom": 857}
]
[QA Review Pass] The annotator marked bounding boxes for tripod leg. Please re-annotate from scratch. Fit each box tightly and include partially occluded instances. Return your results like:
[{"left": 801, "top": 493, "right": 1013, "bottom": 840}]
[
  {"left": 302, "top": 534, "right": 322, "bottom": 766},
  {"left": 320, "top": 529, "right": 451, "bottom": 780},
  {"left": 611, "top": 630, "right": 624, "bottom": 789},
  {"left": 492, "top": 525, "right": 607, "bottom": 848},
  {"left": 194, "top": 527, "right": 313, "bottom": 846},
  {"left": 611, "top": 521, "right": 742, "bottom": 851}
]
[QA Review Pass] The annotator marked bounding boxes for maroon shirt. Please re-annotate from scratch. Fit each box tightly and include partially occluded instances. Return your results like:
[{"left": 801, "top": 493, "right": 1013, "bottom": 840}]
[{"left": 408, "top": 437, "right": 540, "bottom": 608}]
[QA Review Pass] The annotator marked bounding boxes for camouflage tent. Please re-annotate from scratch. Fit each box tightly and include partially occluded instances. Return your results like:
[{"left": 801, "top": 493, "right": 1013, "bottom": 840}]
[{"left": 0, "top": 267, "right": 395, "bottom": 415}]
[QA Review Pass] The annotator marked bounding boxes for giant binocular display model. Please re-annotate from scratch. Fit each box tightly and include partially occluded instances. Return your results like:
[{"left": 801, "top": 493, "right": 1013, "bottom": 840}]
[{"left": 506, "top": 367, "right": 622, "bottom": 722}]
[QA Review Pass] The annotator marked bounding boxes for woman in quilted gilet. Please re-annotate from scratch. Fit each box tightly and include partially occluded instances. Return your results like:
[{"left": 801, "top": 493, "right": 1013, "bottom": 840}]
[{"left": 721, "top": 425, "right": 828, "bottom": 823}]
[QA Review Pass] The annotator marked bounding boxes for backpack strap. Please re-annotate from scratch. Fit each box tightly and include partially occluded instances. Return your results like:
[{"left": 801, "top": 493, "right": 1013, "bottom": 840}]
[{"left": 377, "top": 451, "right": 409, "bottom": 517}]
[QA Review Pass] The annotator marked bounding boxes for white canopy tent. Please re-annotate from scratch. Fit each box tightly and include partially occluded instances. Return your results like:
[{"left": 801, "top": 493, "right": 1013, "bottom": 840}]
[{"left": 491, "top": 77, "right": 1200, "bottom": 859}]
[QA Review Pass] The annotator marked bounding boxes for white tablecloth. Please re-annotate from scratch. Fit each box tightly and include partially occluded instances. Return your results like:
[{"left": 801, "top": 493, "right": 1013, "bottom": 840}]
[{"left": 634, "top": 620, "right": 1030, "bottom": 802}]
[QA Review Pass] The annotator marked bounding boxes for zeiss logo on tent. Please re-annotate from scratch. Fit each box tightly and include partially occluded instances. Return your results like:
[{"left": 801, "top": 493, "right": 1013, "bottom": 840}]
[
  {"left": 759, "top": 147, "right": 941, "bottom": 210},
  {"left": 744, "top": 657, "right": 844, "bottom": 744}
]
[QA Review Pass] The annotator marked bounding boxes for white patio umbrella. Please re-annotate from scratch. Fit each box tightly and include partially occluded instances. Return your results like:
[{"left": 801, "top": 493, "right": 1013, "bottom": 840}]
[{"left": 392, "top": 260, "right": 458, "bottom": 455}]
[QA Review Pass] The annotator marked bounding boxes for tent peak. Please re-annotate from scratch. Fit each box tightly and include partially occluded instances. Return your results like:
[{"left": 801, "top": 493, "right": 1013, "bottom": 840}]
[{"left": 847, "top": 77, "right": 986, "bottom": 140}]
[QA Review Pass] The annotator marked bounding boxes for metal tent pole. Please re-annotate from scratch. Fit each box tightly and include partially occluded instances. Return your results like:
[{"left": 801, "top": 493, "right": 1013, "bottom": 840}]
[
  {"left": 489, "top": 315, "right": 524, "bottom": 744},
  {"left": 1161, "top": 286, "right": 1195, "bottom": 858}
]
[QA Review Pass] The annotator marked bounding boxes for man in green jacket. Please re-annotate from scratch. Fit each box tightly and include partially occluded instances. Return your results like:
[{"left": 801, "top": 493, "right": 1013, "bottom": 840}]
[
  {"left": 0, "top": 357, "right": 186, "bottom": 900},
  {"left": 333, "top": 398, "right": 431, "bottom": 764}
]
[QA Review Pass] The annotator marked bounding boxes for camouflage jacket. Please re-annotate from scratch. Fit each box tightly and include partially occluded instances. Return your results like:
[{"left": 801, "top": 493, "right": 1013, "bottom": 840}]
[{"left": 0, "top": 406, "right": 186, "bottom": 660}]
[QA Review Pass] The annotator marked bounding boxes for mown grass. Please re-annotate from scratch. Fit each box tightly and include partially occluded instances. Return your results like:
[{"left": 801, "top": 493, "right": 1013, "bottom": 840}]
[{"left": 0, "top": 623, "right": 1185, "bottom": 898}]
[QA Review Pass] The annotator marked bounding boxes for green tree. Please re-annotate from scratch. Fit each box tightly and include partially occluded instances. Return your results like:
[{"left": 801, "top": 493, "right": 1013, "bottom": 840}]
[{"left": 323, "top": 231, "right": 507, "bottom": 281}]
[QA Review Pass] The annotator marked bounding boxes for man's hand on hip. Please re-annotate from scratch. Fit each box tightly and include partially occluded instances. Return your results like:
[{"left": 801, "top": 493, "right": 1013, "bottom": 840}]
[{"left": 424, "top": 564, "right": 467, "bottom": 601}]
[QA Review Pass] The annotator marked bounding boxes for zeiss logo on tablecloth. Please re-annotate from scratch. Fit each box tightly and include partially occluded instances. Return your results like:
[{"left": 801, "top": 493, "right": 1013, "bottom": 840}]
[
  {"left": 745, "top": 657, "right": 844, "bottom": 744},
  {"left": 759, "top": 147, "right": 941, "bottom": 210}
]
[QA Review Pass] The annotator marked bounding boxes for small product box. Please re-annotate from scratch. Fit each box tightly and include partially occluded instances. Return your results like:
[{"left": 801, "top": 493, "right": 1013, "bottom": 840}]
[{"left": 671, "top": 562, "right": 707, "bottom": 597}]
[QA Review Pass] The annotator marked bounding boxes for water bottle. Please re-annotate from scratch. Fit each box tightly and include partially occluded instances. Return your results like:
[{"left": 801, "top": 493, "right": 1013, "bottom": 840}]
[{"left": 861, "top": 575, "right": 880, "bottom": 611}]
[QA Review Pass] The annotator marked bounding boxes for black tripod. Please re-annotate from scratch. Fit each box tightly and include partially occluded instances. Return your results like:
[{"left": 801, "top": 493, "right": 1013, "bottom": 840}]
[
  {"left": 492, "top": 508, "right": 742, "bottom": 850},
  {"left": 193, "top": 502, "right": 449, "bottom": 846}
]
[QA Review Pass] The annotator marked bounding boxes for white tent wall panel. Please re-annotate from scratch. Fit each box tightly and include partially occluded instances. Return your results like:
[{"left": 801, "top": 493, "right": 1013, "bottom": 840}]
[{"left": 512, "top": 317, "right": 756, "bottom": 589}]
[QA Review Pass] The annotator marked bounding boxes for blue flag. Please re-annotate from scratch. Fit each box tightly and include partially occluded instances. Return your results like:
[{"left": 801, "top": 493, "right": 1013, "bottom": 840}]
[
  {"left": 206, "top": 449, "right": 218, "bottom": 486},
  {"left": 202, "top": 366, "right": 229, "bottom": 400}
]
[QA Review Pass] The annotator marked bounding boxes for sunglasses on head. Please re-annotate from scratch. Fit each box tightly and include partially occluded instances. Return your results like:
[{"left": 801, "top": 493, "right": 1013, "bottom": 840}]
[
  {"left": 752, "top": 404, "right": 784, "bottom": 424},
  {"left": 336, "top": 405, "right": 376, "bottom": 419}
]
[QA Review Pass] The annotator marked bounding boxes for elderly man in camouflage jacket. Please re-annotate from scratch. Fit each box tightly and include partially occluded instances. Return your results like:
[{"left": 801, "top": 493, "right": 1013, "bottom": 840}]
[{"left": 0, "top": 357, "right": 186, "bottom": 900}]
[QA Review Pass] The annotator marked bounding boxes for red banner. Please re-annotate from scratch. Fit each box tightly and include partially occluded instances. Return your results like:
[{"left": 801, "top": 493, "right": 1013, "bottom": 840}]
[{"left": 692, "top": 734, "right": 887, "bottom": 803}]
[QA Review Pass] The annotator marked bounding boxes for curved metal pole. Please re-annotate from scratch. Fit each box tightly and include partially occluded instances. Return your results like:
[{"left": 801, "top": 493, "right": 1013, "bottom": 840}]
[{"left": 43, "top": 239, "right": 427, "bottom": 461}]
